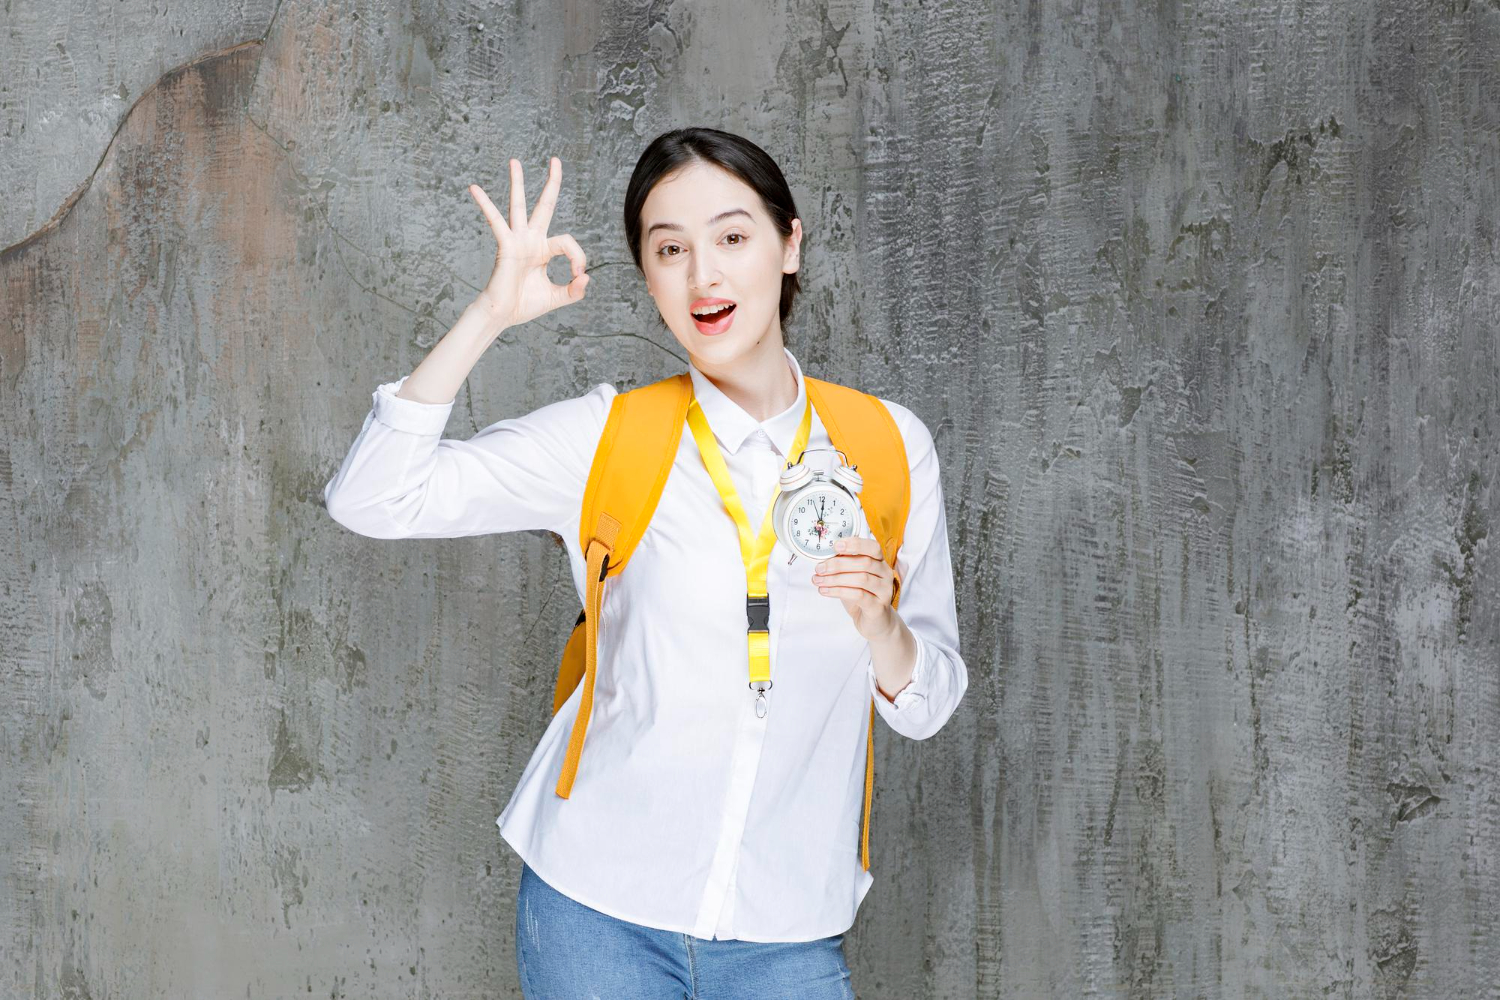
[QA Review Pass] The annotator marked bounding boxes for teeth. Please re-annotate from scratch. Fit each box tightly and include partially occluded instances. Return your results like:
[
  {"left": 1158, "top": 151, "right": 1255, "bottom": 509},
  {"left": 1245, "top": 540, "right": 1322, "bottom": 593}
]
[{"left": 693, "top": 303, "right": 733, "bottom": 317}]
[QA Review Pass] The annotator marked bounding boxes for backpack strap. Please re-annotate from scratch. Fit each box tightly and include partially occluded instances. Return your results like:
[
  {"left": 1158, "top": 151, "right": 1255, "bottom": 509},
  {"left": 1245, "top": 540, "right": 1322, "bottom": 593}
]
[
  {"left": 805, "top": 375, "right": 911, "bottom": 871},
  {"left": 552, "top": 372, "right": 693, "bottom": 799},
  {"left": 804, "top": 376, "right": 911, "bottom": 600}
]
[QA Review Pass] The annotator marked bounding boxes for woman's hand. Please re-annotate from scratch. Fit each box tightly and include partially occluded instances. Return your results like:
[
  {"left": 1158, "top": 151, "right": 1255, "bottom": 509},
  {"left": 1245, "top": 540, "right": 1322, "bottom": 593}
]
[
  {"left": 468, "top": 157, "right": 589, "bottom": 330},
  {"left": 811, "top": 536, "right": 900, "bottom": 641}
]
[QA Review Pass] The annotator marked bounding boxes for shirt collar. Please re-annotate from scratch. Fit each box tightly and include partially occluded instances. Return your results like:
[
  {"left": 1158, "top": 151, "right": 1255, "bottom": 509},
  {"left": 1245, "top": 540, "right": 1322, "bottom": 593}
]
[{"left": 686, "top": 346, "right": 808, "bottom": 459}]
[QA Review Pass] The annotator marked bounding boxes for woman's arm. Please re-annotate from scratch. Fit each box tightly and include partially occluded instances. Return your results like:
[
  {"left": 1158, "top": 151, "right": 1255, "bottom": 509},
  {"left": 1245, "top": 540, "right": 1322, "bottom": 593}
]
[
  {"left": 324, "top": 158, "right": 607, "bottom": 539},
  {"left": 859, "top": 402, "right": 970, "bottom": 741},
  {"left": 322, "top": 367, "right": 614, "bottom": 540},
  {"left": 392, "top": 296, "right": 507, "bottom": 406}
]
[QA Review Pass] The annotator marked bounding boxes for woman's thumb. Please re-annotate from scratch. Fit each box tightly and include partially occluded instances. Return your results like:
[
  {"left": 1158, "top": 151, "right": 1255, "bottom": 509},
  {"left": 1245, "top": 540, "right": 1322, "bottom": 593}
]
[{"left": 556, "top": 272, "right": 587, "bottom": 309}]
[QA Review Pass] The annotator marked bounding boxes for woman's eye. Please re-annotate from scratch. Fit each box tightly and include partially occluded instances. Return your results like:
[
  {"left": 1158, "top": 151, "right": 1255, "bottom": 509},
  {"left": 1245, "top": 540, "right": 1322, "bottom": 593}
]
[{"left": 655, "top": 233, "right": 743, "bottom": 259}]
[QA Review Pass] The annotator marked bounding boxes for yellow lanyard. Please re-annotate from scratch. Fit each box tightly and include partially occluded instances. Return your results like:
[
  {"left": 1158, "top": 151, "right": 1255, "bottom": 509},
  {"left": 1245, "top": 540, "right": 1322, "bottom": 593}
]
[{"left": 685, "top": 391, "right": 814, "bottom": 717}]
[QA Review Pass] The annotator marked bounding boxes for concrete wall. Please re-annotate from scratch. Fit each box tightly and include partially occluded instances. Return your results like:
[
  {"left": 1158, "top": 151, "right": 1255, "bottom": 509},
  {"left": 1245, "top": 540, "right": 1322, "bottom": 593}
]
[{"left": 3, "top": 1, "right": 1497, "bottom": 996}]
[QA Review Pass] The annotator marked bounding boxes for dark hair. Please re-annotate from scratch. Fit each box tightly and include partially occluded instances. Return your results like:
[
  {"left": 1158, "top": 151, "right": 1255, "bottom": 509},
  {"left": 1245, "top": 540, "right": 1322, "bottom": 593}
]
[{"left": 624, "top": 127, "right": 802, "bottom": 328}]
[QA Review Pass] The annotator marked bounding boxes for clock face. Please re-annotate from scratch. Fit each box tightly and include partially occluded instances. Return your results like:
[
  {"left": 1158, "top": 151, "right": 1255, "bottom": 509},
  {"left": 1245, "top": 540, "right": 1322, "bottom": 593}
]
[{"left": 783, "top": 485, "right": 860, "bottom": 556}]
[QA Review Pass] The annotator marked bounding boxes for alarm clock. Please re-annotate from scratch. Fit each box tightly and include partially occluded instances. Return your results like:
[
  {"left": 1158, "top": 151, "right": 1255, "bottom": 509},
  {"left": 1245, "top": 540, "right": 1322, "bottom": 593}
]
[{"left": 771, "top": 446, "right": 867, "bottom": 562}]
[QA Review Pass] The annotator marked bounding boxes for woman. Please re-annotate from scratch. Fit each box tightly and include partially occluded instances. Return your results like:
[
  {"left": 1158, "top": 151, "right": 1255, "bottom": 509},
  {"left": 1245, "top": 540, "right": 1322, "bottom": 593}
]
[{"left": 323, "top": 127, "right": 968, "bottom": 998}]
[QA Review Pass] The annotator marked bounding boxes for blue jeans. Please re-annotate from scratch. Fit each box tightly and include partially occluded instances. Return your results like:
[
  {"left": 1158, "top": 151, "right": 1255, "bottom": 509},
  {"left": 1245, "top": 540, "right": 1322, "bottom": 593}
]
[{"left": 515, "top": 861, "right": 857, "bottom": 999}]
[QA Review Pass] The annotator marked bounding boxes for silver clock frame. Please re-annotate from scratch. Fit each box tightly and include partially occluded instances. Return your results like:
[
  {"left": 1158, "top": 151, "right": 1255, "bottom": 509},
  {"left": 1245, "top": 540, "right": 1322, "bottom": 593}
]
[{"left": 771, "top": 447, "right": 867, "bottom": 562}]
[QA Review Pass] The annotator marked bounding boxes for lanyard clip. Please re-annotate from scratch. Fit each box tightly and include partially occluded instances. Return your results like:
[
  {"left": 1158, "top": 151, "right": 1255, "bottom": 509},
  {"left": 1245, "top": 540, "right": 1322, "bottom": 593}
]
[
  {"left": 747, "top": 597, "right": 771, "bottom": 718},
  {"left": 750, "top": 679, "right": 772, "bottom": 718}
]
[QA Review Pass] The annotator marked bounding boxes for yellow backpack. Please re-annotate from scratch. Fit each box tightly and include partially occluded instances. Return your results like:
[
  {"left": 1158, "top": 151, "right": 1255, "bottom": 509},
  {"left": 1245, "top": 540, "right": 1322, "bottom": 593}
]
[{"left": 549, "top": 369, "right": 910, "bottom": 872}]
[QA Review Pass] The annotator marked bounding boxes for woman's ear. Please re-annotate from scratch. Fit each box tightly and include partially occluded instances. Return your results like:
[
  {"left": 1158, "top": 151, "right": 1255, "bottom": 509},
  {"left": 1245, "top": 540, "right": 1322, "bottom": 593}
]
[{"left": 783, "top": 218, "right": 803, "bottom": 273}]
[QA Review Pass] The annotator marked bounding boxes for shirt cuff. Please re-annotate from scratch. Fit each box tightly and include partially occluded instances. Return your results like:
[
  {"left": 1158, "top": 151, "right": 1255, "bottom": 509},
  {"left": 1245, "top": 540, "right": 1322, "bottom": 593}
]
[
  {"left": 869, "top": 628, "right": 927, "bottom": 710},
  {"left": 372, "top": 375, "right": 455, "bottom": 436}
]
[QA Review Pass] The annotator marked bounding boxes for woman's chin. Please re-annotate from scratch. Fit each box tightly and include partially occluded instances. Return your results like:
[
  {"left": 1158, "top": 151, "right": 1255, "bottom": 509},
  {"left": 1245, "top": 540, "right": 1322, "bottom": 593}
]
[
  {"left": 683, "top": 322, "right": 737, "bottom": 349},
  {"left": 673, "top": 310, "right": 771, "bottom": 365}
]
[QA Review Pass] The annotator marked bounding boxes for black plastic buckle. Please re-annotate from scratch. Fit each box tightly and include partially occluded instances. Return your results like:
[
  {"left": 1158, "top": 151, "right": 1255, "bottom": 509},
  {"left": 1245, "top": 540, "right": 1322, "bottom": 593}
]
[{"left": 746, "top": 595, "right": 770, "bottom": 632}]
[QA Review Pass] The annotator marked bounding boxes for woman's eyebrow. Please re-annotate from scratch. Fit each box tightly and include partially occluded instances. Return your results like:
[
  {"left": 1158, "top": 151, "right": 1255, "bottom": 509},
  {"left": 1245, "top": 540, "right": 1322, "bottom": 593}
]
[{"left": 647, "top": 208, "right": 753, "bottom": 237}]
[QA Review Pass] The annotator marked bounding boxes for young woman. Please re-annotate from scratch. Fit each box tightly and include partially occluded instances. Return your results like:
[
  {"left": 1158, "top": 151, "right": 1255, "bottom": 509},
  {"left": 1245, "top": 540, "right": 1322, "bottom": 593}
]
[{"left": 324, "top": 127, "right": 968, "bottom": 998}]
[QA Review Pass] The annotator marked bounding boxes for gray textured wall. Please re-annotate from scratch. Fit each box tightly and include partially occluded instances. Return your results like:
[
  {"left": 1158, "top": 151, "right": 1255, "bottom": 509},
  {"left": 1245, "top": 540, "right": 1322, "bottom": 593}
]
[{"left": 4, "top": 1, "right": 1498, "bottom": 997}]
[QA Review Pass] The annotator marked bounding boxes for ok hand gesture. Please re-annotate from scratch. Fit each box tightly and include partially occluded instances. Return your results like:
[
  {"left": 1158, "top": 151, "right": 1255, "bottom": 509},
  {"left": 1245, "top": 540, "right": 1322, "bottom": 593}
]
[{"left": 468, "top": 157, "right": 590, "bottom": 330}]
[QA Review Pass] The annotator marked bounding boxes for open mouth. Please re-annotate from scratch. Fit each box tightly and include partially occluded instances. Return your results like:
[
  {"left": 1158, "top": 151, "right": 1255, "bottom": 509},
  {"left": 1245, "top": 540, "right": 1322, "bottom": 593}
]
[{"left": 691, "top": 302, "right": 737, "bottom": 335}]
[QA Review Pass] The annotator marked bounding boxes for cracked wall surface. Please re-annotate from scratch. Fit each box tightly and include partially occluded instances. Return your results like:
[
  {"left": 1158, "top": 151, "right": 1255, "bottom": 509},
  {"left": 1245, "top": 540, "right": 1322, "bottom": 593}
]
[
  {"left": 0, "top": 0, "right": 282, "bottom": 248},
  {"left": 3, "top": 1, "right": 1499, "bottom": 998}
]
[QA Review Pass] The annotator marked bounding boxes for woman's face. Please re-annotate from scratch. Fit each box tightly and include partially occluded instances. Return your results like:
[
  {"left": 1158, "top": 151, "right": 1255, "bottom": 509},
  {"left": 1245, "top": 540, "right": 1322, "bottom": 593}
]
[{"left": 639, "top": 160, "right": 801, "bottom": 370}]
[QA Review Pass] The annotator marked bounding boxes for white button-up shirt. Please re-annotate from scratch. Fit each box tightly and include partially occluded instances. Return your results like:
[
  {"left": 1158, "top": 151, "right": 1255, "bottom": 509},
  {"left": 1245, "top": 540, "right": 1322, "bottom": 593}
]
[{"left": 322, "top": 346, "right": 967, "bottom": 942}]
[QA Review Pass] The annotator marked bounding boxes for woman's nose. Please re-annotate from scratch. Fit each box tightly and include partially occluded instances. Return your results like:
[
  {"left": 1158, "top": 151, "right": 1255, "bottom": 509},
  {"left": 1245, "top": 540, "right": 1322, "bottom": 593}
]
[{"left": 690, "top": 253, "right": 721, "bottom": 290}]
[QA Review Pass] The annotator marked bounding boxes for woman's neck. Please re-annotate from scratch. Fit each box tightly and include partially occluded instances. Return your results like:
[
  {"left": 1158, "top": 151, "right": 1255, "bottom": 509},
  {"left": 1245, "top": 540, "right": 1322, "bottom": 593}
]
[{"left": 691, "top": 338, "right": 798, "bottom": 422}]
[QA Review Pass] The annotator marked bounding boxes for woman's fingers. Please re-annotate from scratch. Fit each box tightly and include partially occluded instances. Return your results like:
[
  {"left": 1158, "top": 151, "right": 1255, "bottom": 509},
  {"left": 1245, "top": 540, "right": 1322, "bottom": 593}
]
[
  {"left": 544, "top": 233, "right": 589, "bottom": 308},
  {"left": 814, "top": 548, "right": 884, "bottom": 574},
  {"left": 547, "top": 233, "right": 588, "bottom": 281},
  {"left": 812, "top": 549, "right": 891, "bottom": 596},
  {"left": 508, "top": 159, "right": 528, "bottom": 231},
  {"left": 836, "top": 537, "right": 881, "bottom": 557},
  {"left": 528, "top": 157, "right": 562, "bottom": 234},
  {"left": 812, "top": 568, "right": 883, "bottom": 588},
  {"left": 470, "top": 184, "right": 510, "bottom": 239},
  {"left": 817, "top": 585, "right": 876, "bottom": 601},
  {"left": 813, "top": 570, "right": 886, "bottom": 603},
  {"left": 547, "top": 269, "right": 588, "bottom": 310},
  {"left": 815, "top": 581, "right": 881, "bottom": 601}
]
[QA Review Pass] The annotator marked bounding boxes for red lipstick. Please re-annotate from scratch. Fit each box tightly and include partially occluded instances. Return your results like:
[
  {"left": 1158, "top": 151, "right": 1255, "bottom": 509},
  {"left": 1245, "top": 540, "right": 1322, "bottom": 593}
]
[{"left": 690, "top": 298, "right": 737, "bottom": 336}]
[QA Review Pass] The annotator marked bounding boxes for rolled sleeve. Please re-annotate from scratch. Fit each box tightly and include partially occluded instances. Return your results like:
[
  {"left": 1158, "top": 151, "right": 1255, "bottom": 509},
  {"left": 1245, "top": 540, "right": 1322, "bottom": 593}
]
[{"left": 371, "top": 375, "right": 455, "bottom": 436}]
